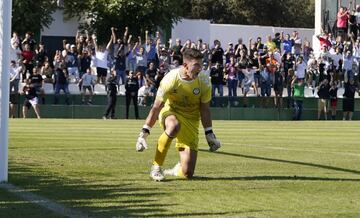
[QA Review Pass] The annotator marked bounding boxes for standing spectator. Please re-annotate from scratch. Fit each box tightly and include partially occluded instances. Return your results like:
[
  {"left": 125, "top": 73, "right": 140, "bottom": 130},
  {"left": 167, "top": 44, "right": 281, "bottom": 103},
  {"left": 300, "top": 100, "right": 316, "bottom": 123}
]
[
  {"left": 211, "top": 40, "right": 224, "bottom": 65},
  {"left": 273, "top": 32, "right": 282, "bottom": 51},
  {"left": 79, "top": 68, "right": 96, "bottom": 104},
  {"left": 157, "top": 39, "right": 171, "bottom": 71},
  {"left": 145, "top": 62, "right": 158, "bottom": 94},
  {"left": 75, "top": 30, "right": 88, "bottom": 55},
  {"left": 224, "top": 42, "right": 235, "bottom": 64},
  {"left": 286, "top": 69, "right": 295, "bottom": 108},
  {"left": 273, "top": 70, "right": 284, "bottom": 109},
  {"left": 317, "top": 79, "right": 331, "bottom": 120},
  {"left": 65, "top": 44, "right": 79, "bottom": 82},
  {"left": 125, "top": 71, "right": 139, "bottom": 119},
  {"left": 21, "top": 44, "right": 34, "bottom": 82},
  {"left": 201, "top": 43, "right": 210, "bottom": 66},
  {"left": 265, "top": 35, "right": 276, "bottom": 52},
  {"left": 133, "top": 38, "right": 148, "bottom": 74},
  {"left": 316, "top": 31, "right": 332, "bottom": 50},
  {"left": 291, "top": 31, "right": 302, "bottom": 57},
  {"left": 234, "top": 38, "right": 247, "bottom": 58},
  {"left": 224, "top": 56, "right": 238, "bottom": 98},
  {"left": 54, "top": 64, "right": 70, "bottom": 105},
  {"left": 145, "top": 30, "right": 158, "bottom": 67},
  {"left": 241, "top": 65, "right": 257, "bottom": 107},
  {"left": 303, "top": 39, "right": 313, "bottom": 62},
  {"left": 53, "top": 50, "right": 63, "bottom": 70},
  {"left": 22, "top": 80, "right": 41, "bottom": 119},
  {"left": 29, "top": 67, "right": 45, "bottom": 104},
  {"left": 236, "top": 48, "right": 249, "bottom": 90},
  {"left": 343, "top": 50, "right": 354, "bottom": 81},
  {"left": 10, "top": 39, "right": 21, "bottom": 63},
  {"left": 292, "top": 77, "right": 305, "bottom": 120},
  {"left": 210, "top": 62, "right": 224, "bottom": 97},
  {"left": 34, "top": 42, "right": 47, "bottom": 67},
  {"left": 9, "top": 60, "right": 22, "bottom": 94},
  {"left": 355, "top": 5, "right": 360, "bottom": 37},
  {"left": 21, "top": 32, "right": 36, "bottom": 51},
  {"left": 79, "top": 49, "right": 91, "bottom": 79},
  {"left": 337, "top": 6, "right": 349, "bottom": 39},
  {"left": 40, "top": 61, "right": 54, "bottom": 85},
  {"left": 256, "top": 37, "right": 265, "bottom": 54},
  {"left": 171, "top": 38, "right": 183, "bottom": 64},
  {"left": 250, "top": 51, "right": 261, "bottom": 94},
  {"left": 103, "top": 70, "right": 118, "bottom": 119},
  {"left": 329, "top": 80, "right": 338, "bottom": 120},
  {"left": 259, "top": 65, "right": 272, "bottom": 108},
  {"left": 113, "top": 44, "right": 127, "bottom": 85},
  {"left": 342, "top": 77, "right": 359, "bottom": 120},
  {"left": 93, "top": 34, "right": 112, "bottom": 84},
  {"left": 306, "top": 55, "right": 318, "bottom": 88},
  {"left": 295, "top": 56, "right": 306, "bottom": 79}
]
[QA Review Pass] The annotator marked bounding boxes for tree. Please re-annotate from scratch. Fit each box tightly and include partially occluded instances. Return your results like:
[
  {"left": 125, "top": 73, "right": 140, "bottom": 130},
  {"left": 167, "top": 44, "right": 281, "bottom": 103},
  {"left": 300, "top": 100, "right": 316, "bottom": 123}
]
[
  {"left": 12, "top": 0, "right": 57, "bottom": 37},
  {"left": 184, "top": 0, "right": 315, "bottom": 28},
  {"left": 62, "top": 0, "right": 188, "bottom": 44}
]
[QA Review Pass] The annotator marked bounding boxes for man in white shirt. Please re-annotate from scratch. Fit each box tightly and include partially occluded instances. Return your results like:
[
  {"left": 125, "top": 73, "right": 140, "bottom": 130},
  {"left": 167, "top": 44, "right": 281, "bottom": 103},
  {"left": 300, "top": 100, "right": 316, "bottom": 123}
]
[
  {"left": 93, "top": 33, "right": 113, "bottom": 84},
  {"left": 295, "top": 56, "right": 306, "bottom": 79},
  {"left": 10, "top": 60, "right": 22, "bottom": 93}
]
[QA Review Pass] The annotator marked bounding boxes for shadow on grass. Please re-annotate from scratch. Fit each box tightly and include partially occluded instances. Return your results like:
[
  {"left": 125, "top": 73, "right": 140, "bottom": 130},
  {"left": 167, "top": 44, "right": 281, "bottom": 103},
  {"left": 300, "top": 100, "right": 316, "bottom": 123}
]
[
  {"left": 6, "top": 163, "right": 252, "bottom": 217},
  {"left": 7, "top": 163, "right": 172, "bottom": 217},
  {"left": 199, "top": 149, "right": 360, "bottom": 175}
]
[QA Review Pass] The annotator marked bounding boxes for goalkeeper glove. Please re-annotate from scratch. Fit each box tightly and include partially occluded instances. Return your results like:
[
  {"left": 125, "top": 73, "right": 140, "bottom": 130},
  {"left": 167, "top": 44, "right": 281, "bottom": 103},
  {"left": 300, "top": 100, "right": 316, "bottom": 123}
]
[
  {"left": 136, "top": 125, "right": 151, "bottom": 152},
  {"left": 205, "top": 128, "right": 221, "bottom": 152}
]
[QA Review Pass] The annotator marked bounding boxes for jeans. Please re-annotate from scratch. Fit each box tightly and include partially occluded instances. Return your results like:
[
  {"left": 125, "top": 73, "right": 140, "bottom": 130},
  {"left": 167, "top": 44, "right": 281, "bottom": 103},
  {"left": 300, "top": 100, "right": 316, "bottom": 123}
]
[
  {"left": 212, "top": 84, "right": 223, "bottom": 97},
  {"left": 116, "top": 69, "right": 126, "bottom": 85},
  {"left": 54, "top": 83, "right": 70, "bottom": 104},
  {"left": 293, "top": 99, "right": 303, "bottom": 120},
  {"left": 228, "top": 79, "right": 238, "bottom": 97}
]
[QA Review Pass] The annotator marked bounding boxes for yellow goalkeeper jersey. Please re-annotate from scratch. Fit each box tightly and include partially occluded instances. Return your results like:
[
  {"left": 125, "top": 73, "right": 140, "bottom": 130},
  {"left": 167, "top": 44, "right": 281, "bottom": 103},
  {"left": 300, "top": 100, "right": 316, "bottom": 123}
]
[{"left": 156, "top": 68, "right": 212, "bottom": 120}]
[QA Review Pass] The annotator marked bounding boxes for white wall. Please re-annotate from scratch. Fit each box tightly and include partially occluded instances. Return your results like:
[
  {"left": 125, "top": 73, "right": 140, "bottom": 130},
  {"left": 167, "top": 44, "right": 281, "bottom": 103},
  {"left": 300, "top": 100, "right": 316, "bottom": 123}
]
[
  {"left": 41, "top": 9, "right": 80, "bottom": 37},
  {"left": 171, "top": 19, "right": 211, "bottom": 43},
  {"left": 172, "top": 19, "right": 315, "bottom": 47}
]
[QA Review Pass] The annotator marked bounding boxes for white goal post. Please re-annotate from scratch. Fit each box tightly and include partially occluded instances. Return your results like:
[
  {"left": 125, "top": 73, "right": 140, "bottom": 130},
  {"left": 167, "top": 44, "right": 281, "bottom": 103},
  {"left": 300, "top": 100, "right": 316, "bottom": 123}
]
[{"left": 0, "top": 0, "right": 12, "bottom": 183}]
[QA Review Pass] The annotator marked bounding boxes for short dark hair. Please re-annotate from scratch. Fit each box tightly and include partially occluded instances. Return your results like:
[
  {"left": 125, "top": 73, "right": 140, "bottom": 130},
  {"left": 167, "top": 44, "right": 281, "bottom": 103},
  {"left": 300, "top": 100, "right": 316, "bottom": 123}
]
[{"left": 182, "top": 48, "right": 203, "bottom": 60}]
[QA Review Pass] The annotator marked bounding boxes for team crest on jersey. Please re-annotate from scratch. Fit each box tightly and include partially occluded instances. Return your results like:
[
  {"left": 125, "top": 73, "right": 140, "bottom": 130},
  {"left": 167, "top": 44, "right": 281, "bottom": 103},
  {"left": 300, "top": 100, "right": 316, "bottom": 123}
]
[{"left": 193, "top": 88, "right": 200, "bottom": 95}]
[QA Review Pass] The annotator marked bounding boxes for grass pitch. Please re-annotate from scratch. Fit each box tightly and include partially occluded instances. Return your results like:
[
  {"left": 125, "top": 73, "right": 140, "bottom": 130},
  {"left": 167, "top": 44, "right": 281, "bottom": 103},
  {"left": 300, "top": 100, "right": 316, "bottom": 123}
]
[{"left": 2, "top": 119, "right": 360, "bottom": 217}]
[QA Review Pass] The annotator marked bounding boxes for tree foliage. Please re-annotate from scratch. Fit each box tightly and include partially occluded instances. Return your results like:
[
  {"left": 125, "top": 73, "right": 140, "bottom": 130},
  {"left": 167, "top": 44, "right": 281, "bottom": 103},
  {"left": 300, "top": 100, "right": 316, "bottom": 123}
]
[
  {"left": 184, "top": 0, "right": 315, "bottom": 28},
  {"left": 62, "top": 0, "right": 187, "bottom": 43},
  {"left": 12, "top": 0, "right": 57, "bottom": 36}
]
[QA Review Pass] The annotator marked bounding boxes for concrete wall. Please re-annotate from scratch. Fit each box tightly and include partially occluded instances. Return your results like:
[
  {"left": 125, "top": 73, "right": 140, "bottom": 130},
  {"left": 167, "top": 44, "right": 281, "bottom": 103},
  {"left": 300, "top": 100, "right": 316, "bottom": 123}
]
[
  {"left": 41, "top": 9, "right": 80, "bottom": 37},
  {"left": 172, "top": 19, "right": 315, "bottom": 47}
]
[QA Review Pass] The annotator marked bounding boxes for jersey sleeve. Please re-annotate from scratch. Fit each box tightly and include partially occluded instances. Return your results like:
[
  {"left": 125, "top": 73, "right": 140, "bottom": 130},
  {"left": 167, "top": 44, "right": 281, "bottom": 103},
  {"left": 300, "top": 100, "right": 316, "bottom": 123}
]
[
  {"left": 199, "top": 72, "right": 212, "bottom": 103},
  {"left": 155, "top": 71, "right": 175, "bottom": 103}
]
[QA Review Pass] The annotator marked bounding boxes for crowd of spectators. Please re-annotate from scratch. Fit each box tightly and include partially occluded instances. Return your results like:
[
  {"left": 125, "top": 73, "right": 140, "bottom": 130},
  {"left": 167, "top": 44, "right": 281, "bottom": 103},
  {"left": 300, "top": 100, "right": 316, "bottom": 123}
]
[{"left": 8, "top": 4, "right": 360, "bottom": 119}]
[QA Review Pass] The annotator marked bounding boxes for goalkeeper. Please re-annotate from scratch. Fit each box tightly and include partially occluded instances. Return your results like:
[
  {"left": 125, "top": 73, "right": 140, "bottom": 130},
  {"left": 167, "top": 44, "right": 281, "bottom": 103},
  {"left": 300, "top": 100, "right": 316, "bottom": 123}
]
[{"left": 136, "top": 48, "right": 221, "bottom": 181}]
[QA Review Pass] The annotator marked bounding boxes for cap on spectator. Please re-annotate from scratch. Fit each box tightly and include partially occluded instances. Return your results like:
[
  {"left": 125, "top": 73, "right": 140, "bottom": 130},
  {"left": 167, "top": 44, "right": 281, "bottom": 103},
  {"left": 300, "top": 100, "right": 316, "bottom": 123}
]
[
  {"left": 228, "top": 42, "right": 233, "bottom": 45},
  {"left": 71, "top": 44, "right": 76, "bottom": 48},
  {"left": 161, "top": 47, "right": 167, "bottom": 52}
]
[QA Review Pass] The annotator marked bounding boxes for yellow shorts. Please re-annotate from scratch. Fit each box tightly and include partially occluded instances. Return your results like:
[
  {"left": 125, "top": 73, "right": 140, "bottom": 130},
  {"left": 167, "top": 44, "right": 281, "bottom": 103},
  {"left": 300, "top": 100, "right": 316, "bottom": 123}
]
[{"left": 159, "top": 106, "right": 199, "bottom": 151}]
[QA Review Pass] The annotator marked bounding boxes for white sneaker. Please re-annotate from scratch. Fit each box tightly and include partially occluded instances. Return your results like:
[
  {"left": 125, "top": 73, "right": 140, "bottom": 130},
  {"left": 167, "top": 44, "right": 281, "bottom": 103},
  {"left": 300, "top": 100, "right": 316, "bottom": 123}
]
[
  {"left": 164, "top": 162, "right": 181, "bottom": 176},
  {"left": 150, "top": 165, "right": 165, "bottom": 181}
]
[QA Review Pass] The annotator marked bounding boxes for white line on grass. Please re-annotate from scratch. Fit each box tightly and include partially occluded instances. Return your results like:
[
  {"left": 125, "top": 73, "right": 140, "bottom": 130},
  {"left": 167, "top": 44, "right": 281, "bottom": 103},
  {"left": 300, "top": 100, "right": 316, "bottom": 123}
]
[
  {"left": 223, "top": 143, "right": 360, "bottom": 157},
  {"left": 0, "top": 183, "right": 89, "bottom": 218}
]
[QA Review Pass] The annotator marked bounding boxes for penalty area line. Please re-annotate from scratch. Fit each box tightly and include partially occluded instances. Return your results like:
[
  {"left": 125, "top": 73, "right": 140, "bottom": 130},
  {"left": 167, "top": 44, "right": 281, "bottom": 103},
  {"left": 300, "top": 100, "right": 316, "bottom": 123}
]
[{"left": 0, "top": 183, "right": 89, "bottom": 218}]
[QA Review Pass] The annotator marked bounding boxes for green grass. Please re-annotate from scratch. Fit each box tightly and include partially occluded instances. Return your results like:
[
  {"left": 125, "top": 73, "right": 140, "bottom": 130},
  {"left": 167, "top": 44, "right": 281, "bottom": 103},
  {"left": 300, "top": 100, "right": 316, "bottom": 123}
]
[{"left": 3, "top": 119, "right": 360, "bottom": 217}]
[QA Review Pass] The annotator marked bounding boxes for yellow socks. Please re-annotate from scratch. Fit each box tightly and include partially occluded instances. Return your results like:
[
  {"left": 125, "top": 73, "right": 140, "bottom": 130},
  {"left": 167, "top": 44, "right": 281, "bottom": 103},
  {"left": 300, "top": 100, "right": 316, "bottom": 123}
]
[{"left": 153, "top": 132, "right": 173, "bottom": 166}]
